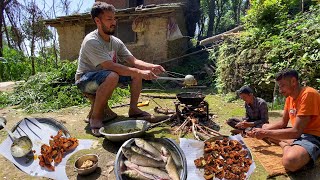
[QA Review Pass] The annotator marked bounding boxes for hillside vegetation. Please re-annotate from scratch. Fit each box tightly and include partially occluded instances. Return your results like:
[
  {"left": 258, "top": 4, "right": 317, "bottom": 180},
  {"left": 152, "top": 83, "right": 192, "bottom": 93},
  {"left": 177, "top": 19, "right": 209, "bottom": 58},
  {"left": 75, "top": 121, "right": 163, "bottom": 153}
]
[{"left": 211, "top": 3, "right": 320, "bottom": 101}]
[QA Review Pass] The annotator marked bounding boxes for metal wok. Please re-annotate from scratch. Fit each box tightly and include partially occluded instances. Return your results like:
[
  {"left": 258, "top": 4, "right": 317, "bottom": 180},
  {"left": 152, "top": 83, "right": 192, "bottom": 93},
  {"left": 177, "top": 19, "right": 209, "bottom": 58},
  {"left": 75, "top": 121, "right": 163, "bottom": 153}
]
[{"left": 176, "top": 92, "right": 206, "bottom": 106}]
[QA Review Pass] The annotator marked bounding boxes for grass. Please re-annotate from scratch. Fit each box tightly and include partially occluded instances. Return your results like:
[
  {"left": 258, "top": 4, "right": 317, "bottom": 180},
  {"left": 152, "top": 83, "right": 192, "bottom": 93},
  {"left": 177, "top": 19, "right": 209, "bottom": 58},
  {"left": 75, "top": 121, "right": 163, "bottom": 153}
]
[{"left": 1, "top": 89, "right": 318, "bottom": 179}]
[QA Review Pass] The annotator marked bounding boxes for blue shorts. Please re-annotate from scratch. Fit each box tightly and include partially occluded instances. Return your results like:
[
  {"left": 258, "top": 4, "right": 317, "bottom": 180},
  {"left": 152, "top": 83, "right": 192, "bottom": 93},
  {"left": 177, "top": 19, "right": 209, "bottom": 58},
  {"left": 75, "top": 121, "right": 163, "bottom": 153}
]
[
  {"left": 75, "top": 70, "right": 131, "bottom": 95},
  {"left": 293, "top": 133, "right": 320, "bottom": 164}
]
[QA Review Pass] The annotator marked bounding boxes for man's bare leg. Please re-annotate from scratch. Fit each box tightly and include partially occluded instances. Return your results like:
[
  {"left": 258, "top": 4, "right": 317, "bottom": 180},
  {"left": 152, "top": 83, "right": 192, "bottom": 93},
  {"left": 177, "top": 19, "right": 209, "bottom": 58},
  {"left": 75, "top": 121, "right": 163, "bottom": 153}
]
[
  {"left": 128, "top": 75, "right": 148, "bottom": 116},
  {"left": 84, "top": 93, "right": 95, "bottom": 121},
  {"left": 281, "top": 144, "right": 311, "bottom": 172},
  {"left": 90, "top": 72, "right": 119, "bottom": 134}
]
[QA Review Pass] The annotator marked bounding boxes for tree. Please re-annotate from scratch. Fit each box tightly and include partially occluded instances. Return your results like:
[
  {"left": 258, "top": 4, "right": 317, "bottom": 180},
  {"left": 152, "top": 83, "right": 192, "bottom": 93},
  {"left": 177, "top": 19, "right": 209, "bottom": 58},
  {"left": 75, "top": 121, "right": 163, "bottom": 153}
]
[
  {"left": 0, "top": 0, "right": 14, "bottom": 57},
  {"left": 22, "top": 2, "right": 52, "bottom": 75},
  {"left": 198, "top": 0, "right": 250, "bottom": 39}
]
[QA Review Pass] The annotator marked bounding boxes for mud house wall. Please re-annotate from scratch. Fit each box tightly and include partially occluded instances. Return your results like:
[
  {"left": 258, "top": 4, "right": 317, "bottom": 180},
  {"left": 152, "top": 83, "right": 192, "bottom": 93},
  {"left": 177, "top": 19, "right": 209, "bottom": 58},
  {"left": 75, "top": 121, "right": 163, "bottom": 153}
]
[
  {"left": 167, "top": 9, "right": 189, "bottom": 60},
  {"left": 126, "top": 16, "right": 168, "bottom": 64},
  {"left": 56, "top": 25, "right": 85, "bottom": 61}
]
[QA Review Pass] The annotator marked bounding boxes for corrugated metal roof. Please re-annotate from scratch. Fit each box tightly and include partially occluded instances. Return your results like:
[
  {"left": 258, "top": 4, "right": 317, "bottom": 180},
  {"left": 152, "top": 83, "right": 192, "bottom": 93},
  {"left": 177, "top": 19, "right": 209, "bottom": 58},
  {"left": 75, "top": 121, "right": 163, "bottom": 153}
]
[{"left": 44, "top": 3, "right": 184, "bottom": 26}]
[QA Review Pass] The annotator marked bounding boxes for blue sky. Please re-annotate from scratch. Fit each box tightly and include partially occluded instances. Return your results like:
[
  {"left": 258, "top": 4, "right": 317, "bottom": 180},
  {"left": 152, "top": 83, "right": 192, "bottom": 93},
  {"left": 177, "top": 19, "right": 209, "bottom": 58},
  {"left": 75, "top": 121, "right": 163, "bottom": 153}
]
[{"left": 18, "top": 0, "right": 95, "bottom": 17}]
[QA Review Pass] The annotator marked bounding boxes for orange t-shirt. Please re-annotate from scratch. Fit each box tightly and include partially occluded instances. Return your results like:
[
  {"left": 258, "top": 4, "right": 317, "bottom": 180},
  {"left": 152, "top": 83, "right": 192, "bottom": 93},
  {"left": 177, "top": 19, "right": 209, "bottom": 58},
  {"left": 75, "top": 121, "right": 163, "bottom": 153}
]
[{"left": 284, "top": 87, "right": 320, "bottom": 136}]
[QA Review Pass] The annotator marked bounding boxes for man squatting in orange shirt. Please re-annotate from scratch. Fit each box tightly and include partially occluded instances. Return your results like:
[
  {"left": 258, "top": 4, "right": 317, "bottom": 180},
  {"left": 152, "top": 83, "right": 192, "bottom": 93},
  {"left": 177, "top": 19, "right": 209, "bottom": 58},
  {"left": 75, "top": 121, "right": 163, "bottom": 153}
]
[{"left": 248, "top": 69, "right": 320, "bottom": 172}]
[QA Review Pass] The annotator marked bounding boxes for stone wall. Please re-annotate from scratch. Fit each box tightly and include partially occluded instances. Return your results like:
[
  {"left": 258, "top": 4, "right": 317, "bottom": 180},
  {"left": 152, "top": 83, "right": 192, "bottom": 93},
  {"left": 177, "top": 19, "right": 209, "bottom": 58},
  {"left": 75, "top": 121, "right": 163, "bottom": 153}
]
[{"left": 56, "top": 25, "right": 85, "bottom": 61}]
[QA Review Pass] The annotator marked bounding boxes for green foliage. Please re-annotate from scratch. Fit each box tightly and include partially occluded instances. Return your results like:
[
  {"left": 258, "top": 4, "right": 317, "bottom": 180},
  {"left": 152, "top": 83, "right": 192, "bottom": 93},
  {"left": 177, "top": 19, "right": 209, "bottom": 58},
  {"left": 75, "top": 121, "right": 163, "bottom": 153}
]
[
  {"left": 244, "top": 0, "right": 316, "bottom": 33},
  {"left": 0, "top": 46, "right": 31, "bottom": 81},
  {"left": 244, "top": 0, "right": 289, "bottom": 30},
  {"left": 214, "top": 5, "right": 320, "bottom": 101},
  {"left": 0, "top": 92, "right": 10, "bottom": 108},
  {"left": 0, "top": 46, "right": 60, "bottom": 82},
  {"left": 199, "top": 0, "right": 249, "bottom": 38},
  {"left": 1, "top": 61, "right": 130, "bottom": 113}
]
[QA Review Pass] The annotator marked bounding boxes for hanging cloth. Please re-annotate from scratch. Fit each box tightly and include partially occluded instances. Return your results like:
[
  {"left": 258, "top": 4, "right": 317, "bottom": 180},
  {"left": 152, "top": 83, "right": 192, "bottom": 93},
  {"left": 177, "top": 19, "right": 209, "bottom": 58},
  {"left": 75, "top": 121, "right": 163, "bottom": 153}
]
[
  {"left": 132, "top": 17, "right": 146, "bottom": 32},
  {"left": 167, "top": 17, "right": 183, "bottom": 41}
]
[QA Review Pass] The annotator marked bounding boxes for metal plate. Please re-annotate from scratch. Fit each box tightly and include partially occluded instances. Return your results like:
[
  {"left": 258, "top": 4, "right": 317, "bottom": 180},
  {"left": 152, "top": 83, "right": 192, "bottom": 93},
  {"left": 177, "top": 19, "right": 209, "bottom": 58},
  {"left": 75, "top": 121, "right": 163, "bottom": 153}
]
[
  {"left": 11, "top": 118, "right": 70, "bottom": 137},
  {"left": 114, "top": 138, "right": 188, "bottom": 180}
]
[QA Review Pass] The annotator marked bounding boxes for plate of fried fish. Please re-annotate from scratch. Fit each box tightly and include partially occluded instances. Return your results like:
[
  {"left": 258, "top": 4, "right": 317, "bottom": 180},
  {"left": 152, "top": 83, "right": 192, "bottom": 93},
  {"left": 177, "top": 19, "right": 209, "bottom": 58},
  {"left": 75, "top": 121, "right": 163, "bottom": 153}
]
[{"left": 114, "top": 138, "right": 187, "bottom": 180}]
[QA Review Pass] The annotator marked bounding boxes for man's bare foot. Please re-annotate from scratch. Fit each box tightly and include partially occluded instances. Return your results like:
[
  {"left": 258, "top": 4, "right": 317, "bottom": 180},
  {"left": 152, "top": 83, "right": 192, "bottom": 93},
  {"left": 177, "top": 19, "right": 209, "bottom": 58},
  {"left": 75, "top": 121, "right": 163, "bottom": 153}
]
[
  {"left": 128, "top": 108, "right": 151, "bottom": 118},
  {"left": 89, "top": 119, "right": 103, "bottom": 137}
]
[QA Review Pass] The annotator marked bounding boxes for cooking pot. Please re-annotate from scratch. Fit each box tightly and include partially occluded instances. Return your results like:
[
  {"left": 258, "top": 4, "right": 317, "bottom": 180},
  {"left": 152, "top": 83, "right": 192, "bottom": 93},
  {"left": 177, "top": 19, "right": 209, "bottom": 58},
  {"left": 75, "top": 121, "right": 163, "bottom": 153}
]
[{"left": 176, "top": 92, "right": 206, "bottom": 106}]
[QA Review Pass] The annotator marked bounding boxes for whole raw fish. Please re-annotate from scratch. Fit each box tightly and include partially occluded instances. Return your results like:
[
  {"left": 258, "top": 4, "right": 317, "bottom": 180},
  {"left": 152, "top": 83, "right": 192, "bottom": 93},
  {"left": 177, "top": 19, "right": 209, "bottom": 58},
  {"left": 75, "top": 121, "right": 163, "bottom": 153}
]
[
  {"left": 161, "top": 147, "right": 180, "bottom": 180},
  {"left": 149, "top": 141, "right": 181, "bottom": 168},
  {"left": 131, "top": 145, "right": 162, "bottom": 161},
  {"left": 135, "top": 138, "right": 162, "bottom": 159},
  {"left": 122, "top": 147, "right": 165, "bottom": 168},
  {"left": 122, "top": 169, "right": 152, "bottom": 180},
  {"left": 124, "top": 160, "right": 171, "bottom": 179}
]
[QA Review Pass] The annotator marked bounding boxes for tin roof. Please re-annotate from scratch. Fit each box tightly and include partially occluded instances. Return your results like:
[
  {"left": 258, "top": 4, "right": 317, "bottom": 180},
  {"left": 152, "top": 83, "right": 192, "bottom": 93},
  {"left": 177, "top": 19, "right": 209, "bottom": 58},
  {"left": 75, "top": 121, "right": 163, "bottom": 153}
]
[{"left": 44, "top": 3, "right": 183, "bottom": 26}]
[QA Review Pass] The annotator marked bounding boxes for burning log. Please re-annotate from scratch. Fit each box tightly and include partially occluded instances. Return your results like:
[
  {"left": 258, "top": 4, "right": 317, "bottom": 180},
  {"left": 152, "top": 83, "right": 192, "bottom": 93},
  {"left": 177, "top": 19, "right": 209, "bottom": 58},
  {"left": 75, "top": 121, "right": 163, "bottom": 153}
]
[{"left": 154, "top": 107, "right": 175, "bottom": 115}]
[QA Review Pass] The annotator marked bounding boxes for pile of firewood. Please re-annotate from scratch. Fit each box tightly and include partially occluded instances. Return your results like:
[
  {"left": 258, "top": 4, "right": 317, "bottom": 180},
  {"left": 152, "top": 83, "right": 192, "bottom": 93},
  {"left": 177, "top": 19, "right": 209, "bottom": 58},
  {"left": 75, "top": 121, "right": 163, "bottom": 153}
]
[{"left": 154, "top": 105, "right": 221, "bottom": 140}]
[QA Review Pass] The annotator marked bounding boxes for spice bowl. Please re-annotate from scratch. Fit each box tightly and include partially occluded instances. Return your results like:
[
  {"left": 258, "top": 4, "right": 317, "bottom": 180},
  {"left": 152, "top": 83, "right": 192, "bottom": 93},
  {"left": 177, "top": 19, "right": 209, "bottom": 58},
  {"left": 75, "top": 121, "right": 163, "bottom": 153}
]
[{"left": 74, "top": 154, "right": 99, "bottom": 175}]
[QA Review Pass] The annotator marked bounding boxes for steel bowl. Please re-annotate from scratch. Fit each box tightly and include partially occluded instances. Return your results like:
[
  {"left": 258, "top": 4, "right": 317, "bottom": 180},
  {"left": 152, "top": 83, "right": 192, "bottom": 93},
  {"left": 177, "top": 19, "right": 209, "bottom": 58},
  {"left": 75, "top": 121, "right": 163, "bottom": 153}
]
[
  {"left": 74, "top": 154, "right": 99, "bottom": 176},
  {"left": 99, "top": 120, "right": 150, "bottom": 142},
  {"left": 114, "top": 138, "right": 188, "bottom": 180}
]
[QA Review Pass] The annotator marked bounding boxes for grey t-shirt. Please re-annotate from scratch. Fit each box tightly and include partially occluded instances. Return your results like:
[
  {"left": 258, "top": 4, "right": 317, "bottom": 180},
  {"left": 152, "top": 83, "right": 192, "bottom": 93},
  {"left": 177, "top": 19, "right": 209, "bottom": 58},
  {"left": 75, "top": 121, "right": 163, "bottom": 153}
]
[{"left": 75, "top": 29, "right": 132, "bottom": 80}]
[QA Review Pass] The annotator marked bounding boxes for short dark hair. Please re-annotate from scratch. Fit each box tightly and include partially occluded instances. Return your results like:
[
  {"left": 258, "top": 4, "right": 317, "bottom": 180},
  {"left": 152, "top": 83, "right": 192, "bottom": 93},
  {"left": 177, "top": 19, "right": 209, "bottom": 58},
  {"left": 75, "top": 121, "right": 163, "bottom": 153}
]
[
  {"left": 237, "top": 85, "right": 254, "bottom": 95},
  {"left": 91, "top": 2, "right": 116, "bottom": 21},
  {"left": 275, "top": 69, "right": 299, "bottom": 81}
]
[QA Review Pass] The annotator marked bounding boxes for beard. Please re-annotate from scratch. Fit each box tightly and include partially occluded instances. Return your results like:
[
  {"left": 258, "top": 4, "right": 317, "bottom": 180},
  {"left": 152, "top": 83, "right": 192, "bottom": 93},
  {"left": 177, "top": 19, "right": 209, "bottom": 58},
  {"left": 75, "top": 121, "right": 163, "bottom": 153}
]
[{"left": 102, "top": 23, "right": 116, "bottom": 35}]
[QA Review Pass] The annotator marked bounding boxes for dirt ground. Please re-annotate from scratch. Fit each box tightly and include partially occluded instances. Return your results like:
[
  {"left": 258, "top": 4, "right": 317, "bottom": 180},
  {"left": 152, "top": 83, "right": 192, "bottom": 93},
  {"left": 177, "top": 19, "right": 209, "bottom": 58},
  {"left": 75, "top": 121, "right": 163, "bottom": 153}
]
[{"left": 0, "top": 91, "right": 319, "bottom": 180}]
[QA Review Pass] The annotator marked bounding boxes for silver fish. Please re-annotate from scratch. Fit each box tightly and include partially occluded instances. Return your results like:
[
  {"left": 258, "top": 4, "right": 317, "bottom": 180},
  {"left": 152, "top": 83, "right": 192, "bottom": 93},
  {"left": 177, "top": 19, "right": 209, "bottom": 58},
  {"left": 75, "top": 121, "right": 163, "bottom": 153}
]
[
  {"left": 124, "top": 161, "right": 171, "bottom": 179},
  {"left": 131, "top": 145, "right": 162, "bottom": 161},
  {"left": 135, "top": 138, "right": 162, "bottom": 159},
  {"left": 122, "top": 169, "right": 152, "bottom": 180},
  {"left": 166, "top": 156, "right": 180, "bottom": 180},
  {"left": 122, "top": 147, "right": 165, "bottom": 168},
  {"left": 150, "top": 141, "right": 181, "bottom": 168},
  {"left": 161, "top": 147, "right": 180, "bottom": 180}
]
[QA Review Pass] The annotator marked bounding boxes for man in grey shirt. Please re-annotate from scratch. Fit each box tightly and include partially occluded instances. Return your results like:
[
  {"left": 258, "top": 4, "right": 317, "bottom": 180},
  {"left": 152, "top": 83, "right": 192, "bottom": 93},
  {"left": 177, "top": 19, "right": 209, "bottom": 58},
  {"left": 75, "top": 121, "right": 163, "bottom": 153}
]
[
  {"left": 75, "top": 2, "right": 165, "bottom": 136},
  {"left": 226, "top": 85, "right": 269, "bottom": 134}
]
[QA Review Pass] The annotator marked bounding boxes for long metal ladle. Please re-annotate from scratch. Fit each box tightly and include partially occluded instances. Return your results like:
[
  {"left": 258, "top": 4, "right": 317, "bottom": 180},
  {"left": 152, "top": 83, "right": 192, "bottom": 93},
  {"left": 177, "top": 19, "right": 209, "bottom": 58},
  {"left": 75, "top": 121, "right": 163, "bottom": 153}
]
[
  {"left": 0, "top": 117, "right": 33, "bottom": 158},
  {"left": 157, "top": 74, "right": 197, "bottom": 86}
]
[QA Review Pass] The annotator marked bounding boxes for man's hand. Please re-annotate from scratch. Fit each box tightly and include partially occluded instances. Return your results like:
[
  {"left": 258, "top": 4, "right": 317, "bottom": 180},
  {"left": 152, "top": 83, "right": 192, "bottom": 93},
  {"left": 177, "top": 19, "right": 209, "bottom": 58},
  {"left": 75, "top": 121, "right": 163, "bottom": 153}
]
[
  {"left": 139, "top": 69, "right": 158, "bottom": 80},
  {"left": 150, "top": 65, "right": 165, "bottom": 75},
  {"left": 235, "top": 121, "right": 253, "bottom": 129},
  {"left": 247, "top": 128, "right": 267, "bottom": 139}
]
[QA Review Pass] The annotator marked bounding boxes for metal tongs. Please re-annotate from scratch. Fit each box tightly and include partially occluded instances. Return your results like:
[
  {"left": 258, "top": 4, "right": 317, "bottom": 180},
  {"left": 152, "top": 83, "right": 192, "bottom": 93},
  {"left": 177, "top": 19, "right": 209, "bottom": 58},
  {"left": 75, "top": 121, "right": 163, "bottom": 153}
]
[{"left": 157, "top": 71, "right": 197, "bottom": 86}]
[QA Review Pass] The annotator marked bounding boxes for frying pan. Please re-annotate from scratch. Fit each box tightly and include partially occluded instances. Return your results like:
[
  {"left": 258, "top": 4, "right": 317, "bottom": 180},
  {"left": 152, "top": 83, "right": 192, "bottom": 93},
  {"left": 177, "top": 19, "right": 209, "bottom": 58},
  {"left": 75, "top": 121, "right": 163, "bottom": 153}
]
[
  {"left": 176, "top": 92, "right": 206, "bottom": 106},
  {"left": 0, "top": 117, "right": 33, "bottom": 157}
]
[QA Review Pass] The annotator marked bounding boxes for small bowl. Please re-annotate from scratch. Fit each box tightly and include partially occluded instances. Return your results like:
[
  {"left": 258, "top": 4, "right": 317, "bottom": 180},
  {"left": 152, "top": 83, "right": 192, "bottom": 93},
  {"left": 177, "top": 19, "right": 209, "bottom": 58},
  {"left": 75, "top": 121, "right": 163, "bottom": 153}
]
[{"left": 74, "top": 154, "right": 99, "bottom": 176}]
